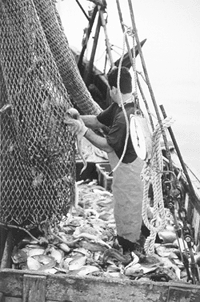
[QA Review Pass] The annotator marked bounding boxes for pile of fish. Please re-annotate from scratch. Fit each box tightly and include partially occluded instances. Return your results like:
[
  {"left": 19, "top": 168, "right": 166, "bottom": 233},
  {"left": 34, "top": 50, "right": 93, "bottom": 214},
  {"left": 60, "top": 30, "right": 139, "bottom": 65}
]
[{"left": 11, "top": 180, "right": 200, "bottom": 283}]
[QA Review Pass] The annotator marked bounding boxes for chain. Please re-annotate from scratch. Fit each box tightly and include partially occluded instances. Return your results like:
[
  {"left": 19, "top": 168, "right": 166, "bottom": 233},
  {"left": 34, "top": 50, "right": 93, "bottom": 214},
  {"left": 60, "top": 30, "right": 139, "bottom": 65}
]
[{"left": 163, "top": 170, "right": 200, "bottom": 283}]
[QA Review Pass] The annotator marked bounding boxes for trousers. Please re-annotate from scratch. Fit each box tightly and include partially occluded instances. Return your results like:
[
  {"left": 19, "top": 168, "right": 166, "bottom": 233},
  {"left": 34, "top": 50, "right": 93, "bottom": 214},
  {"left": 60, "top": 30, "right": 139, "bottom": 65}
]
[{"left": 108, "top": 151, "right": 144, "bottom": 243}]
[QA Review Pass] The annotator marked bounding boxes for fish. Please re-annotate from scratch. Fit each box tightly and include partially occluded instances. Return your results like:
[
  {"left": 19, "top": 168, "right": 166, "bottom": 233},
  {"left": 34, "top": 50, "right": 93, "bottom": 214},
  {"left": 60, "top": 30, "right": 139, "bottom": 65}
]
[
  {"left": 27, "top": 256, "right": 41, "bottom": 271},
  {"left": 124, "top": 254, "right": 159, "bottom": 276},
  {"left": 32, "top": 172, "right": 44, "bottom": 188},
  {"left": 76, "top": 265, "right": 100, "bottom": 276},
  {"left": 11, "top": 247, "right": 27, "bottom": 264},
  {"left": 73, "top": 231, "right": 99, "bottom": 240},
  {"left": 73, "top": 225, "right": 100, "bottom": 237},
  {"left": 124, "top": 252, "right": 139, "bottom": 270},
  {"left": 93, "top": 251, "right": 102, "bottom": 262},
  {"left": 43, "top": 268, "right": 57, "bottom": 274},
  {"left": 57, "top": 232, "right": 80, "bottom": 248},
  {"left": 49, "top": 247, "right": 64, "bottom": 264},
  {"left": 18, "top": 237, "right": 36, "bottom": 248},
  {"left": 27, "top": 248, "right": 45, "bottom": 257},
  {"left": 63, "top": 257, "right": 73, "bottom": 270},
  {"left": 169, "top": 252, "right": 184, "bottom": 269},
  {"left": 158, "top": 230, "right": 177, "bottom": 244},
  {"left": 103, "top": 248, "right": 131, "bottom": 265},
  {"left": 33, "top": 254, "right": 55, "bottom": 265},
  {"left": 93, "top": 188, "right": 113, "bottom": 196},
  {"left": 80, "top": 240, "right": 107, "bottom": 253},
  {"left": 98, "top": 210, "right": 114, "bottom": 221},
  {"left": 10, "top": 178, "right": 195, "bottom": 284},
  {"left": 68, "top": 255, "right": 87, "bottom": 271},
  {"left": 156, "top": 257, "right": 181, "bottom": 280},
  {"left": 124, "top": 263, "right": 146, "bottom": 276},
  {"left": 104, "top": 271, "right": 123, "bottom": 278},
  {"left": 32, "top": 255, "right": 56, "bottom": 271},
  {"left": 155, "top": 244, "right": 178, "bottom": 257},
  {"left": 58, "top": 243, "right": 71, "bottom": 253},
  {"left": 84, "top": 208, "right": 100, "bottom": 218},
  {"left": 153, "top": 265, "right": 180, "bottom": 281},
  {"left": 74, "top": 232, "right": 111, "bottom": 249},
  {"left": 72, "top": 248, "right": 91, "bottom": 257}
]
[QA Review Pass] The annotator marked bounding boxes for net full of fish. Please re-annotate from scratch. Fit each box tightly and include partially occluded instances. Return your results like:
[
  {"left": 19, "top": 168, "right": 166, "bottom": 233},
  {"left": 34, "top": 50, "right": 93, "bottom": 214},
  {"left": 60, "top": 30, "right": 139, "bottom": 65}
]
[{"left": 11, "top": 180, "right": 200, "bottom": 282}]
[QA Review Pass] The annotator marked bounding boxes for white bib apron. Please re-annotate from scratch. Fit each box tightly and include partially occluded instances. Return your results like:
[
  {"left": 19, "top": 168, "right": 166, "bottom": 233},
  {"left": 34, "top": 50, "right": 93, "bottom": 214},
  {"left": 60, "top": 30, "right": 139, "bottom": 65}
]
[{"left": 108, "top": 151, "right": 144, "bottom": 243}]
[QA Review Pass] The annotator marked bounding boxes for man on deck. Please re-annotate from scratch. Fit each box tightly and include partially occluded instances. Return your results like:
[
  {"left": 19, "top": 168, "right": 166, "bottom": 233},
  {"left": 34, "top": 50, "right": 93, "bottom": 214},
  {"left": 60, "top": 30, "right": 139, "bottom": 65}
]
[{"left": 69, "top": 67, "right": 144, "bottom": 254}]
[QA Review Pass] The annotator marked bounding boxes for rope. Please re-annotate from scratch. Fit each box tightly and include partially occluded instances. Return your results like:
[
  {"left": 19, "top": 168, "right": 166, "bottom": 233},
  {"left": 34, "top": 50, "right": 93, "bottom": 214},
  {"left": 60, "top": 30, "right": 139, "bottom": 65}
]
[
  {"left": 111, "top": 28, "right": 130, "bottom": 174},
  {"left": 141, "top": 116, "right": 174, "bottom": 255},
  {"left": 129, "top": 26, "right": 138, "bottom": 98},
  {"left": 123, "top": 23, "right": 138, "bottom": 103}
]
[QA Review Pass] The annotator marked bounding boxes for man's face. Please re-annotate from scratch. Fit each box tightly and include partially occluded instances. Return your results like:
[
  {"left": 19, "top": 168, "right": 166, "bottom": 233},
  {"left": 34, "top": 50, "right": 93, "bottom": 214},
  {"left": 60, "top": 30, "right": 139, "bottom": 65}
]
[
  {"left": 109, "top": 86, "right": 114, "bottom": 100},
  {"left": 110, "top": 86, "right": 122, "bottom": 106},
  {"left": 109, "top": 86, "right": 118, "bottom": 103}
]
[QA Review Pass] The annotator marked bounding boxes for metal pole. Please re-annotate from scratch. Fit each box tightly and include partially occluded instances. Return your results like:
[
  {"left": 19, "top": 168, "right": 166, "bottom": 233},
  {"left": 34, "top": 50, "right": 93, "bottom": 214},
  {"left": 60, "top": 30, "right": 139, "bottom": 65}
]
[
  {"left": 115, "top": 0, "right": 154, "bottom": 130},
  {"left": 77, "top": 6, "right": 98, "bottom": 70},
  {"left": 99, "top": 8, "right": 114, "bottom": 68},
  {"left": 127, "top": 0, "right": 173, "bottom": 171},
  {"left": 84, "top": 13, "right": 101, "bottom": 86},
  {"left": 75, "top": 0, "right": 90, "bottom": 21}
]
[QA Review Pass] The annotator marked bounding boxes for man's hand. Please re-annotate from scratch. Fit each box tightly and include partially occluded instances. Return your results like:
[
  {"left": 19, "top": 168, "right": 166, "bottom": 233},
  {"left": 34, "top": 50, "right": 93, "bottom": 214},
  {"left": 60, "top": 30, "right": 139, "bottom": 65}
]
[
  {"left": 65, "top": 108, "right": 113, "bottom": 154},
  {"left": 64, "top": 108, "right": 88, "bottom": 137},
  {"left": 64, "top": 107, "right": 88, "bottom": 174}
]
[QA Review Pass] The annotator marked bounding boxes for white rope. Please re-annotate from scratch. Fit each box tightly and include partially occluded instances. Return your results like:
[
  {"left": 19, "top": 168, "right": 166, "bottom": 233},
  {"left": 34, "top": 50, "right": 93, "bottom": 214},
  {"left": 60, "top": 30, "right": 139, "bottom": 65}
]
[
  {"left": 111, "top": 28, "right": 131, "bottom": 174},
  {"left": 111, "top": 25, "right": 141, "bottom": 174},
  {"left": 123, "top": 23, "right": 139, "bottom": 106},
  {"left": 141, "top": 116, "right": 174, "bottom": 255},
  {"left": 130, "top": 27, "right": 138, "bottom": 98}
]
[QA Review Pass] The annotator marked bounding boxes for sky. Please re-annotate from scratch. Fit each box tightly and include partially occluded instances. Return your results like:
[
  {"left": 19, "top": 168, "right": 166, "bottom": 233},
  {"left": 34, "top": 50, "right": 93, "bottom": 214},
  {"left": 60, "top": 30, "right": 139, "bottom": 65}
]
[{"left": 56, "top": 0, "right": 200, "bottom": 174}]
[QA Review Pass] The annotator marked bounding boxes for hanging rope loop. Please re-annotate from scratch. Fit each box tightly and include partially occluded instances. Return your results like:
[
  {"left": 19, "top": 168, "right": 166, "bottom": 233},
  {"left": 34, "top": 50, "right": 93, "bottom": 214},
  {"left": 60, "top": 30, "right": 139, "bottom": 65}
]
[
  {"left": 141, "top": 116, "right": 174, "bottom": 255},
  {"left": 110, "top": 27, "right": 131, "bottom": 174}
]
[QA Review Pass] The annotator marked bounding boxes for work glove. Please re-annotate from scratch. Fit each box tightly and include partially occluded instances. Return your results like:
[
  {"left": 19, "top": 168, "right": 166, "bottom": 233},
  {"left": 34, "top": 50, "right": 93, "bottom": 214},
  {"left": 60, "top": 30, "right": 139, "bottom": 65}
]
[{"left": 64, "top": 108, "right": 88, "bottom": 137}]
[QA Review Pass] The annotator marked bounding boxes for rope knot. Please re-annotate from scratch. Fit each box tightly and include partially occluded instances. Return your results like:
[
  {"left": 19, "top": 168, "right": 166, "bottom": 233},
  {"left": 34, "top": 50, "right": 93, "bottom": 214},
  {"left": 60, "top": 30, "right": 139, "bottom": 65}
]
[
  {"left": 122, "top": 23, "right": 135, "bottom": 37},
  {"left": 141, "top": 162, "right": 151, "bottom": 182}
]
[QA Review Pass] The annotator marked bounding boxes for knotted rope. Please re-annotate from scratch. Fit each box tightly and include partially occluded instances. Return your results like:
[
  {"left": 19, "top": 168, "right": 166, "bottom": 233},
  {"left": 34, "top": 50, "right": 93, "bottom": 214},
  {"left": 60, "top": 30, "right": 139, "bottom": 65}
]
[{"left": 141, "top": 116, "right": 174, "bottom": 255}]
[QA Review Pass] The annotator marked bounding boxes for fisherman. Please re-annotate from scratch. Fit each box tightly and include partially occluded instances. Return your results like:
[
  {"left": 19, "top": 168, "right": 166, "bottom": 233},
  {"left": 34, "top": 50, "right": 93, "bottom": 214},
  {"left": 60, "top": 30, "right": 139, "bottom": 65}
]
[{"left": 68, "top": 66, "right": 144, "bottom": 254}]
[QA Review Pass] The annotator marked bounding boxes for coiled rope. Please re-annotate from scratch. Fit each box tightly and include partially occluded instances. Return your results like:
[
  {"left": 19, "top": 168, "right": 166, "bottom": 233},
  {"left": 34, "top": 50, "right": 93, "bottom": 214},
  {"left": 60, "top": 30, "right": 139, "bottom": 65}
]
[{"left": 141, "top": 116, "right": 174, "bottom": 255}]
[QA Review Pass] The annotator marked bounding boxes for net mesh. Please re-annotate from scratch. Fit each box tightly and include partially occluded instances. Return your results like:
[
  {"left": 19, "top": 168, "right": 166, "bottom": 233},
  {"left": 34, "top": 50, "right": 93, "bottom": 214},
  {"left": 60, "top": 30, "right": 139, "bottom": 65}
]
[{"left": 0, "top": 0, "right": 101, "bottom": 229}]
